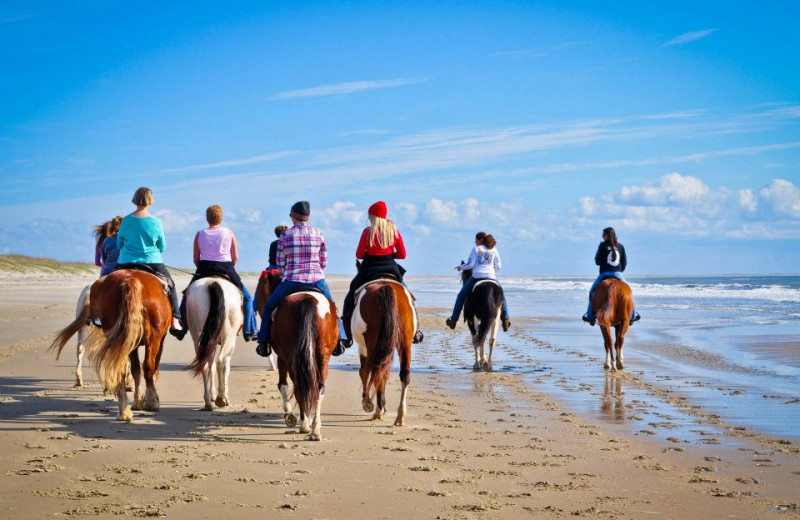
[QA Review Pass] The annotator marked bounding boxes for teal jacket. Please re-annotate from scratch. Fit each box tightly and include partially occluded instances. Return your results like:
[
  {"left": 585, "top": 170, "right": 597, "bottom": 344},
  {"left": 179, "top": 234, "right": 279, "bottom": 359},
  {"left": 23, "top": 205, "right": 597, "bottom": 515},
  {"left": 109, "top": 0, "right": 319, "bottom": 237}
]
[{"left": 117, "top": 214, "right": 165, "bottom": 264}]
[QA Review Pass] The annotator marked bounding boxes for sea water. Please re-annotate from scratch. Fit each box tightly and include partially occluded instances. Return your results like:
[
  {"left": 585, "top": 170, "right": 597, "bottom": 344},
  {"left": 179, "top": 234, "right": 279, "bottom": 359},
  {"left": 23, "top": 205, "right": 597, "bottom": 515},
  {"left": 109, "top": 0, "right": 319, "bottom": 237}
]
[{"left": 406, "top": 275, "right": 800, "bottom": 440}]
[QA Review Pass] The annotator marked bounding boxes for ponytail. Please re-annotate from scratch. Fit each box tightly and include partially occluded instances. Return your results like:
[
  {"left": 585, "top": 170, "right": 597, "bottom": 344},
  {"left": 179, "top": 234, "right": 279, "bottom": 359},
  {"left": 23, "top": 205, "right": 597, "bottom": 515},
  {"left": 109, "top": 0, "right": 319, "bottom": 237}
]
[
  {"left": 603, "top": 227, "right": 619, "bottom": 262},
  {"left": 483, "top": 234, "right": 497, "bottom": 249}
]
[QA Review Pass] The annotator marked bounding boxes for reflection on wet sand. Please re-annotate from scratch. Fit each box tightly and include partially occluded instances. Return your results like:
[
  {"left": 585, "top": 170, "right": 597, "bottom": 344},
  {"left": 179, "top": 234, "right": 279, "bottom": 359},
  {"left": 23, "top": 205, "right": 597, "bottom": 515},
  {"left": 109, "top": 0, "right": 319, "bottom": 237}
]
[{"left": 601, "top": 374, "right": 625, "bottom": 422}]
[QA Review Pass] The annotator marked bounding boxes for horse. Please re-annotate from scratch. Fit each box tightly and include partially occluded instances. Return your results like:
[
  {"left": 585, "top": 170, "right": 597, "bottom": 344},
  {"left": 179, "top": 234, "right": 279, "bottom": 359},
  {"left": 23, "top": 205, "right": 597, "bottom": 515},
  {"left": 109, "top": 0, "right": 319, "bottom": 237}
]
[
  {"left": 591, "top": 278, "right": 634, "bottom": 371},
  {"left": 254, "top": 272, "right": 279, "bottom": 371},
  {"left": 50, "top": 284, "right": 92, "bottom": 387},
  {"left": 184, "top": 277, "right": 243, "bottom": 411},
  {"left": 52, "top": 270, "right": 171, "bottom": 422},
  {"left": 351, "top": 279, "right": 415, "bottom": 426},
  {"left": 260, "top": 271, "right": 338, "bottom": 440},
  {"left": 461, "top": 268, "right": 504, "bottom": 371}
]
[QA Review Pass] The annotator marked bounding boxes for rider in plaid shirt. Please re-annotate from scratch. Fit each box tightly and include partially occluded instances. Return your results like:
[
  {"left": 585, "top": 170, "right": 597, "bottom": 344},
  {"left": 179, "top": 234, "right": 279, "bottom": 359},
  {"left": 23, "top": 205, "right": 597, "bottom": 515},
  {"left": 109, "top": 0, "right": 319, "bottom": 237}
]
[{"left": 257, "top": 201, "right": 350, "bottom": 357}]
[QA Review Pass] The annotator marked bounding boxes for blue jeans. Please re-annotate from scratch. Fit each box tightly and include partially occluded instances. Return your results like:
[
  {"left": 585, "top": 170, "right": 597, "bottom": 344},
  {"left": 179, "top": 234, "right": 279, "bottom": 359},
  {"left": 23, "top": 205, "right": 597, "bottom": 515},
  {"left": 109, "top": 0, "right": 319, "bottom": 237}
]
[
  {"left": 179, "top": 284, "right": 256, "bottom": 336},
  {"left": 257, "top": 279, "right": 346, "bottom": 344},
  {"left": 450, "top": 277, "right": 509, "bottom": 321},
  {"left": 585, "top": 271, "right": 636, "bottom": 321}
]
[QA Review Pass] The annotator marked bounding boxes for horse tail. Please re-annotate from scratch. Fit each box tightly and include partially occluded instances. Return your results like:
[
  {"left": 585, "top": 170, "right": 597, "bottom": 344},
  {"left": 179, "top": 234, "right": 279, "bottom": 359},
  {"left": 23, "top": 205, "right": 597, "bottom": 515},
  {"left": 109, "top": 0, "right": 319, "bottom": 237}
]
[
  {"left": 595, "top": 279, "right": 625, "bottom": 326},
  {"left": 292, "top": 298, "right": 321, "bottom": 416},
  {"left": 367, "top": 285, "right": 402, "bottom": 395},
  {"left": 49, "top": 295, "right": 90, "bottom": 360},
  {"left": 93, "top": 276, "right": 145, "bottom": 392},
  {"left": 473, "top": 284, "right": 502, "bottom": 349},
  {"left": 186, "top": 281, "right": 225, "bottom": 377}
]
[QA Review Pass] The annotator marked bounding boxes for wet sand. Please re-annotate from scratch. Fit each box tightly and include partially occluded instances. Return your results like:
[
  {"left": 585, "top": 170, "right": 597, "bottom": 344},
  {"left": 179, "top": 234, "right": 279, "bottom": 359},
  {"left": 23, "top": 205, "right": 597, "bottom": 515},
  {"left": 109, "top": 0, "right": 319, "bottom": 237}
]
[{"left": 0, "top": 273, "right": 798, "bottom": 519}]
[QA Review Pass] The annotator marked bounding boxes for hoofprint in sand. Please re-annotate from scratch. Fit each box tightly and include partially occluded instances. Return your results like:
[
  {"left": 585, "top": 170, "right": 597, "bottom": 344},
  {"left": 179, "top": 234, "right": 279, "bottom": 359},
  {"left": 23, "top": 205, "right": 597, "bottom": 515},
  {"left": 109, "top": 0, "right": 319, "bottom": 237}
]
[{"left": 0, "top": 273, "right": 797, "bottom": 519}]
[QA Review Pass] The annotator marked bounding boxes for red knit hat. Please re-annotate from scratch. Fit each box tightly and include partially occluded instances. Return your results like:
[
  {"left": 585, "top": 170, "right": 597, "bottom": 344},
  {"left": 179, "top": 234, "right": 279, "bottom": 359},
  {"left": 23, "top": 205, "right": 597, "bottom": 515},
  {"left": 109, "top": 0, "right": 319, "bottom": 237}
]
[{"left": 368, "top": 200, "right": 387, "bottom": 219}]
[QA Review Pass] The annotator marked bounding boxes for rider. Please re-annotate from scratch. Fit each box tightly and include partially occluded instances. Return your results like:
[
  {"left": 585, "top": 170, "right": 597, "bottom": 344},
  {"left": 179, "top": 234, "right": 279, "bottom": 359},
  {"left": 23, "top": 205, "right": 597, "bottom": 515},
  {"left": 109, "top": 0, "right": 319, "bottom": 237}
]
[
  {"left": 99, "top": 216, "right": 122, "bottom": 276},
  {"left": 267, "top": 225, "right": 288, "bottom": 270},
  {"left": 178, "top": 205, "right": 258, "bottom": 341},
  {"left": 341, "top": 201, "right": 423, "bottom": 345},
  {"left": 114, "top": 187, "right": 184, "bottom": 339},
  {"left": 255, "top": 201, "right": 350, "bottom": 358},
  {"left": 445, "top": 232, "right": 511, "bottom": 332},
  {"left": 581, "top": 226, "right": 641, "bottom": 326}
]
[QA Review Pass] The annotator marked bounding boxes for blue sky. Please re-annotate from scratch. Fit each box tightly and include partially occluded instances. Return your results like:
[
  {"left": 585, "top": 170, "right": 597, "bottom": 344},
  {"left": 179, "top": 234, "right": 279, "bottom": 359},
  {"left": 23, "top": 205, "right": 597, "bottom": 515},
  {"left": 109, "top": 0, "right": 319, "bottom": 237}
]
[{"left": 1, "top": 1, "right": 799, "bottom": 275}]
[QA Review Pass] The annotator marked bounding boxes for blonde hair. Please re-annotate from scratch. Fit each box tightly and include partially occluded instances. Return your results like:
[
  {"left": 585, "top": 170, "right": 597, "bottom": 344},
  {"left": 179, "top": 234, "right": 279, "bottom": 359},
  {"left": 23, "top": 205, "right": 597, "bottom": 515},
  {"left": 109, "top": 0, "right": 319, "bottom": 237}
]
[
  {"left": 206, "top": 205, "right": 223, "bottom": 225},
  {"left": 368, "top": 214, "right": 398, "bottom": 249},
  {"left": 132, "top": 187, "right": 154, "bottom": 206}
]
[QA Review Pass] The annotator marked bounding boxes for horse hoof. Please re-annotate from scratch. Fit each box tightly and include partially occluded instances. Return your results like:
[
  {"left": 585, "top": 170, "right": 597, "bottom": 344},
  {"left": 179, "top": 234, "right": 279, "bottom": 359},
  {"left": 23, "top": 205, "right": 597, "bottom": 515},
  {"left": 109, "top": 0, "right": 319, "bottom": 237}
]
[
  {"left": 616, "top": 363, "right": 624, "bottom": 370},
  {"left": 372, "top": 411, "right": 385, "bottom": 421},
  {"left": 118, "top": 409, "right": 133, "bottom": 422},
  {"left": 300, "top": 425, "right": 311, "bottom": 434},
  {"left": 308, "top": 433, "right": 321, "bottom": 441},
  {"left": 363, "top": 400, "right": 374, "bottom": 413},
  {"left": 284, "top": 413, "right": 297, "bottom": 428},
  {"left": 74, "top": 381, "right": 83, "bottom": 388},
  {"left": 394, "top": 417, "right": 405, "bottom": 427},
  {"left": 143, "top": 398, "right": 160, "bottom": 412},
  {"left": 202, "top": 403, "right": 213, "bottom": 411},
  {"left": 215, "top": 396, "right": 229, "bottom": 408}
]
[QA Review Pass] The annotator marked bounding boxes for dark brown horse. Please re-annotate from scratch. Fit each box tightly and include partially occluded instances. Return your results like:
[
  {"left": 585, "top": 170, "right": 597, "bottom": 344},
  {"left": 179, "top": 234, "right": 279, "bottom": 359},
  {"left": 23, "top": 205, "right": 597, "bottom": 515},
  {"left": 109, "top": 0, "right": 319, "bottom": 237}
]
[
  {"left": 51, "top": 270, "right": 171, "bottom": 422},
  {"left": 260, "top": 273, "right": 338, "bottom": 440},
  {"left": 351, "top": 279, "right": 415, "bottom": 426},
  {"left": 461, "top": 268, "right": 504, "bottom": 371},
  {"left": 591, "top": 278, "right": 634, "bottom": 371},
  {"left": 255, "top": 270, "right": 279, "bottom": 370}
]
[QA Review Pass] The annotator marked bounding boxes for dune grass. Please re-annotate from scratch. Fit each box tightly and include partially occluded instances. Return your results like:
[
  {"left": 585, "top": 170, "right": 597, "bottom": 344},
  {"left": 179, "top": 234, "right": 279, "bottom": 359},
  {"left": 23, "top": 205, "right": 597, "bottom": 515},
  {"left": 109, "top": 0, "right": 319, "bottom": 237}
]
[{"left": 0, "top": 254, "right": 96, "bottom": 275}]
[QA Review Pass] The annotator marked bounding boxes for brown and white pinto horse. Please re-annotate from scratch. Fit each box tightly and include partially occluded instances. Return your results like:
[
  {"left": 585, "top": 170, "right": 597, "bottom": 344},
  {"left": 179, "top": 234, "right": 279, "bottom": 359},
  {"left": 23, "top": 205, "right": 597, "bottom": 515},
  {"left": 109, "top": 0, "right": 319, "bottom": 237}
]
[
  {"left": 591, "top": 278, "right": 634, "bottom": 371},
  {"left": 461, "top": 269, "right": 504, "bottom": 371},
  {"left": 50, "top": 284, "right": 92, "bottom": 387},
  {"left": 351, "top": 279, "right": 415, "bottom": 426},
  {"left": 52, "top": 270, "right": 171, "bottom": 421},
  {"left": 260, "top": 272, "right": 338, "bottom": 440}
]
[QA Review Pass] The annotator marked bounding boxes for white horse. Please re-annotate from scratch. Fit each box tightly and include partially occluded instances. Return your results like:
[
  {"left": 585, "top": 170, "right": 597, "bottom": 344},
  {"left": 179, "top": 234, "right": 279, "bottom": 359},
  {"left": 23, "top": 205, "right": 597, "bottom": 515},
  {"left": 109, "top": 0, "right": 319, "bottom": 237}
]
[
  {"left": 184, "top": 277, "right": 244, "bottom": 411},
  {"left": 73, "top": 285, "right": 92, "bottom": 387}
]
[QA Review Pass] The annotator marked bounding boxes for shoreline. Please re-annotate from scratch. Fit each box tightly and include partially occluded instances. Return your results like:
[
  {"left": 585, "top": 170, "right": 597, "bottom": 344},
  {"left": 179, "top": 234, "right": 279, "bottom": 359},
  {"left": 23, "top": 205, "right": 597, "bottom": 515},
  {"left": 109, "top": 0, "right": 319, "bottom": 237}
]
[{"left": 0, "top": 275, "right": 798, "bottom": 519}]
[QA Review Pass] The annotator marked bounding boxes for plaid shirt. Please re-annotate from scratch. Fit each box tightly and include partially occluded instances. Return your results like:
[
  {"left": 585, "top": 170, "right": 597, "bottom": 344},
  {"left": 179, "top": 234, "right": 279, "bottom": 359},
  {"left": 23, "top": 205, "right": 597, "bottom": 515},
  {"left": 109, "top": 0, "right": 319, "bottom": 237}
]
[{"left": 276, "top": 222, "right": 327, "bottom": 283}]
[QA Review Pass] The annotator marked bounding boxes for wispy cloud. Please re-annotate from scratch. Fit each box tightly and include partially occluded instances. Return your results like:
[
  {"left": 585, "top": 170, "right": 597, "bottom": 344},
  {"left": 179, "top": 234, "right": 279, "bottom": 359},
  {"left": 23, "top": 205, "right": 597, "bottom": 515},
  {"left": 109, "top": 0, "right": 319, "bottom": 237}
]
[
  {"left": 271, "top": 77, "right": 428, "bottom": 100},
  {"left": 160, "top": 151, "right": 298, "bottom": 174},
  {"left": 490, "top": 41, "right": 585, "bottom": 59},
  {"left": 662, "top": 28, "right": 718, "bottom": 48}
]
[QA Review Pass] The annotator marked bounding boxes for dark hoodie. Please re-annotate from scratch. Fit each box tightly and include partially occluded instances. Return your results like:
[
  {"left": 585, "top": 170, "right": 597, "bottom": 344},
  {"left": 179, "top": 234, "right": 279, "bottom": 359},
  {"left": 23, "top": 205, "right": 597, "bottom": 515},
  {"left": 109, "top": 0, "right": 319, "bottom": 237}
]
[{"left": 594, "top": 241, "right": 627, "bottom": 273}]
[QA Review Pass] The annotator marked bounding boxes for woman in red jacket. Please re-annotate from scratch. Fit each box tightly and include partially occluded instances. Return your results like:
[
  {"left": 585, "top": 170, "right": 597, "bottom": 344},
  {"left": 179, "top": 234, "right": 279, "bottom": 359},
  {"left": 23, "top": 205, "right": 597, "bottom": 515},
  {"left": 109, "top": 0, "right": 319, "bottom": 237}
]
[{"left": 341, "top": 201, "right": 422, "bottom": 345}]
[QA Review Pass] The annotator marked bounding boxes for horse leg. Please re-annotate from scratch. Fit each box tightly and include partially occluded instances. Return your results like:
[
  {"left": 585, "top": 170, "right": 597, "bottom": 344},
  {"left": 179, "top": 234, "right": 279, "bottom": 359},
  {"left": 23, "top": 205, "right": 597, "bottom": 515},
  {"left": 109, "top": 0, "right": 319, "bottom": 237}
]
[
  {"left": 201, "top": 363, "right": 213, "bottom": 411},
  {"left": 129, "top": 351, "right": 143, "bottom": 410},
  {"left": 215, "top": 351, "right": 232, "bottom": 408},
  {"left": 300, "top": 408, "right": 311, "bottom": 434},
  {"left": 116, "top": 379, "right": 133, "bottom": 422},
  {"left": 75, "top": 327, "right": 86, "bottom": 387},
  {"left": 359, "top": 355, "right": 374, "bottom": 413},
  {"left": 142, "top": 341, "right": 160, "bottom": 412},
  {"left": 265, "top": 351, "right": 277, "bottom": 372},
  {"left": 373, "top": 383, "right": 386, "bottom": 421},
  {"left": 473, "top": 333, "right": 482, "bottom": 372},
  {"left": 278, "top": 360, "right": 297, "bottom": 428},
  {"left": 599, "top": 325, "right": 614, "bottom": 371},
  {"left": 394, "top": 345, "right": 411, "bottom": 427},
  {"left": 309, "top": 391, "right": 324, "bottom": 441},
  {"left": 614, "top": 325, "right": 626, "bottom": 370}
]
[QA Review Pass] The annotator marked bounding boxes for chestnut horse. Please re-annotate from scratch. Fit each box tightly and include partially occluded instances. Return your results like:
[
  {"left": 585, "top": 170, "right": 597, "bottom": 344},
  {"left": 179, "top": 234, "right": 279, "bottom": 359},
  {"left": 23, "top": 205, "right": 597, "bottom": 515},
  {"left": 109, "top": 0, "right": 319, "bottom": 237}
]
[
  {"left": 52, "top": 270, "right": 171, "bottom": 421},
  {"left": 461, "top": 269, "right": 504, "bottom": 371},
  {"left": 260, "top": 271, "right": 338, "bottom": 440},
  {"left": 184, "top": 277, "right": 243, "bottom": 411},
  {"left": 351, "top": 279, "right": 415, "bottom": 426},
  {"left": 254, "top": 271, "right": 279, "bottom": 371},
  {"left": 591, "top": 278, "right": 634, "bottom": 371}
]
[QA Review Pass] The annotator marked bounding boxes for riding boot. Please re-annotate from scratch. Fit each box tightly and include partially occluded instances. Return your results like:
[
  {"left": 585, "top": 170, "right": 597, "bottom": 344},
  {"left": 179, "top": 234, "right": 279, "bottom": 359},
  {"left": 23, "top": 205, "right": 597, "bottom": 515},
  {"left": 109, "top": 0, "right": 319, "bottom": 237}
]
[{"left": 256, "top": 341, "right": 272, "bottom": 357}]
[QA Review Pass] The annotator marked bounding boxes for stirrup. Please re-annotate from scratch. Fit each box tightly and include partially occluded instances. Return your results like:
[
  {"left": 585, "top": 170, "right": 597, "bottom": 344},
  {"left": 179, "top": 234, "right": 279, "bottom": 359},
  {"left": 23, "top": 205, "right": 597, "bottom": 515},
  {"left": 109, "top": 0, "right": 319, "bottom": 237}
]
[
  {"left": 445, "top": 318, "right": 457, "bottom": 330},
  {"left": 629, "top": 313, "right": 641, "bottom": 326},
  {"left": 256, "top": 341, "right": 272, "bottom": 357},
  {"left": 413, "top": 330, "right": 424, "bottom": 344},
  {"left": 581, "top": 314, "right": 595, "bottom": 327},
  {"left": 502, "top": 319, "right": 511, "bottom": 332}
]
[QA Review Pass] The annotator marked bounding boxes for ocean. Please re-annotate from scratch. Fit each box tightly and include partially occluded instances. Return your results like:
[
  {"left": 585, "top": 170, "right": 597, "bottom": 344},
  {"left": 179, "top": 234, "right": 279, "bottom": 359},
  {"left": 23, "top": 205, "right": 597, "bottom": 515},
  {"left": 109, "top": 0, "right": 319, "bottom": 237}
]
[{"left": 405, "top": 275, "right": 800, "bottom": 441}]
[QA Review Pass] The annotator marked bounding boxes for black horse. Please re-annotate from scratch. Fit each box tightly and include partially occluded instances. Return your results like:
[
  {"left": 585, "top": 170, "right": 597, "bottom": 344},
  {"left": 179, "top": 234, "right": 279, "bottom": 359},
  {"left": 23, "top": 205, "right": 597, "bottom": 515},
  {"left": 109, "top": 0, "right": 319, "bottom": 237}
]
[{"left": 461, "top": 268, "right": 505, "bottom": 371}]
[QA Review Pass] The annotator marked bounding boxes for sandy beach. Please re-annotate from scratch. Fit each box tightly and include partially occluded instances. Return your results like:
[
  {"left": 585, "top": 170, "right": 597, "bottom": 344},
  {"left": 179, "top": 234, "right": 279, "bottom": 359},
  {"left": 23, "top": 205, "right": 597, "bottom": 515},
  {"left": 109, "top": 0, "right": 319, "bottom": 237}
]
[{"left": 1, "top": 272, "right": 798, "bottom": 520}]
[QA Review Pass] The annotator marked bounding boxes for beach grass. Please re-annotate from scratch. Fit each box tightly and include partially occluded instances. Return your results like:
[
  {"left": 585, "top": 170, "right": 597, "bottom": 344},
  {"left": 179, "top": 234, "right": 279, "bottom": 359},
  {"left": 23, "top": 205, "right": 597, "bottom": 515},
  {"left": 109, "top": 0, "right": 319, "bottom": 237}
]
[{"left": 0, "top": 254, "right": 96, "bottom": 276}]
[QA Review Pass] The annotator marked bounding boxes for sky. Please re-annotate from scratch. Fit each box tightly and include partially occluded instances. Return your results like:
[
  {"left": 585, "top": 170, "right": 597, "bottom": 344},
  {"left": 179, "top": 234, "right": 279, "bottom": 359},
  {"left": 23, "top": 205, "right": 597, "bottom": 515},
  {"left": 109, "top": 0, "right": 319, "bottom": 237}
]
[{"left": 1, "top": 1, "right": 799, "bottom": 276}]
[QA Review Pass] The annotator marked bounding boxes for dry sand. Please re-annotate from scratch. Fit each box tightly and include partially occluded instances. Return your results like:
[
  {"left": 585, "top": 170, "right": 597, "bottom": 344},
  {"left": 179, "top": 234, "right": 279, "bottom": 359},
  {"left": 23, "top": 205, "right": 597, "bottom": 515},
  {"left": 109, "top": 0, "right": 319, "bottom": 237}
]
[{"left": 0, "top": 273, "right": 798, "bottom": 519}]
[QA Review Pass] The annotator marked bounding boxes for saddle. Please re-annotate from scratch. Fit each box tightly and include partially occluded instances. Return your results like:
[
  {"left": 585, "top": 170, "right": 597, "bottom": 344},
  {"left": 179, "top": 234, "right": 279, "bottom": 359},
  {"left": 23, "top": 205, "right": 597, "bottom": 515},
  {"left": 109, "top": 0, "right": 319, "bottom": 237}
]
[
  {"left": 188, "top": 272, "right": 243, "bottom": 296},
  {"left": 284, "top": 285, "right": 324, "bottom": 297},
  {"left": 353, "top": 277, "right": 415, "bottom": 302},
  {"left": 115, "top": 264, "right": 172, "bottom": 295}
]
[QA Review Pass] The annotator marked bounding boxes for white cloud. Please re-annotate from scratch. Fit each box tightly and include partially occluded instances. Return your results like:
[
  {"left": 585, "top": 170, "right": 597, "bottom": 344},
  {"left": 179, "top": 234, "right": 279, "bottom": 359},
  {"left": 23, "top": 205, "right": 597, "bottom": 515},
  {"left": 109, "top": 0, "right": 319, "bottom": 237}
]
[
  {"left": 760, "top": 179, "right": 800, "bottom": 217},
  {"left": 153, "top": 209, "right": 199, "bottom": 233},
  {"left": 271, "top": 78, "right": 428, "bottom": 100},
  {"left": 425, "top": 199, "right": 458, "bottom": 226},
  {"left": 577, "top": 174, "right": 800, "bottom": 238},
  {"left": 662, "top": 28, "right": 718, "bottom": 48},
  {"left": 619, "top": 172, "right": 710, "bottom": 205}
]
